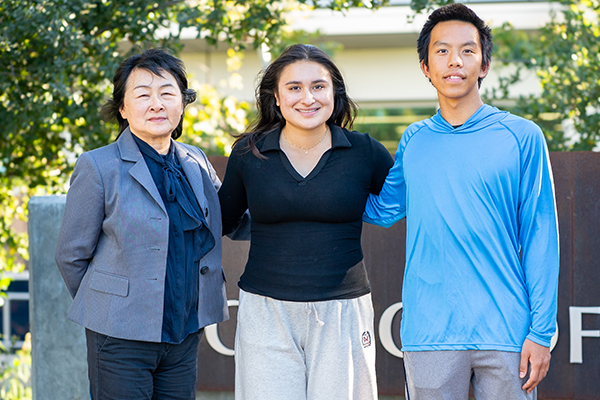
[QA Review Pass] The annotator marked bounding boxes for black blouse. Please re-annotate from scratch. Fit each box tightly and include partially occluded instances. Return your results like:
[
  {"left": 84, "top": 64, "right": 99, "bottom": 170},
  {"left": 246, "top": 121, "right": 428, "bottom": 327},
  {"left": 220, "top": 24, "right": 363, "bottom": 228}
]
[
  {"left": 134, "top": 135, "right": 214, "bottom": 343},
  {"left": 218, "top": 125, "right": 393, "bottom": 302}
]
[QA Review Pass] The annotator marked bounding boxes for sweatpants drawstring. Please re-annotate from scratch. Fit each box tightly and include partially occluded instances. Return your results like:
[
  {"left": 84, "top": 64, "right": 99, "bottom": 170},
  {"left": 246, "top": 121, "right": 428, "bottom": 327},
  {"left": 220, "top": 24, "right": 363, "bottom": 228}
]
[{"left": 305, "top": 302, "right": 325, "bottom": 327}]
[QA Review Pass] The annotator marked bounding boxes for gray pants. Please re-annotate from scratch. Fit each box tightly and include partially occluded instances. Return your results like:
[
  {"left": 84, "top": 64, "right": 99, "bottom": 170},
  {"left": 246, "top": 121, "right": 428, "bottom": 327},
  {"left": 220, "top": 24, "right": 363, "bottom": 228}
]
[
  {"left": 403, "top": 350, "right": 536, "bottom": 400},
  {"left": 234, "top": 290, "right": 377, "bottom": 400}
]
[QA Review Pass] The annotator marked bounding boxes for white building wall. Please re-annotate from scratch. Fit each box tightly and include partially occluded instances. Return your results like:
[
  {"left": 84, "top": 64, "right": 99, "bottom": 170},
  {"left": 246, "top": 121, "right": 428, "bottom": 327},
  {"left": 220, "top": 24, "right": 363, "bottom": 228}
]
[{"left": 180, "top": 2, "right": 559, "bottom": 107}]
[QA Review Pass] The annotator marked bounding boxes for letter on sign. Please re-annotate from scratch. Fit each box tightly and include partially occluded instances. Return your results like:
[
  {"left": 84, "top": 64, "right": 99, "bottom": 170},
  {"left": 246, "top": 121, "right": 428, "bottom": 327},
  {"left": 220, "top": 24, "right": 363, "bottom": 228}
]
[
  {"left": 569, "top": 306, "right": 600, "bottom": 363},
  {"left": 205, "top": 299, "right": 239, "bottom": 356},
  {"left": 379, "top": 302, "right": 403, "bottom": 358}
]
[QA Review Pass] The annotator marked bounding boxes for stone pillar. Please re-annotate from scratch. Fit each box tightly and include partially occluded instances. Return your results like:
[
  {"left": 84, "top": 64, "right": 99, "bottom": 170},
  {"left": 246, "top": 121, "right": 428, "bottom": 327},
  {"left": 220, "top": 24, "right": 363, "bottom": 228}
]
[{"left": 28, "top": 195, "right": 88, "bottom": 400}]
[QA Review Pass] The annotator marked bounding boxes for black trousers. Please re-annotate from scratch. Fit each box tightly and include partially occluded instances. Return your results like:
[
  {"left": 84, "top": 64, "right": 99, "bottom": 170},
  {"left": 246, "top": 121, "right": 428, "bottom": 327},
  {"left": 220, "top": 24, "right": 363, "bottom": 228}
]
[{"left": 85, "top": 328, "right": 202, "bottom": 400}]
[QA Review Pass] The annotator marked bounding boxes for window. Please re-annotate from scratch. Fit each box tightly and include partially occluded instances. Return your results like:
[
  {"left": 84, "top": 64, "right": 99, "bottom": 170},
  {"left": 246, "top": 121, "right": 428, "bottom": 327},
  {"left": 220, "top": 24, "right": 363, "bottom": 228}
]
[
  {"left": 0, "top": 272, "right": 30, "bottom": 350},
  {"left": 354, "top": 106, "right": 437, "bottom": 152}
]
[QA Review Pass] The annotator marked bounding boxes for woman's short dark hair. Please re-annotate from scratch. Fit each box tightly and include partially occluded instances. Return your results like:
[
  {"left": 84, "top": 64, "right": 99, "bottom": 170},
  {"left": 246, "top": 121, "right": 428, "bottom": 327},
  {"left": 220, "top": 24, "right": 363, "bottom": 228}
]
[
  {"left": 417, "top": 3, "right": 493, "bottom": 88},
  {"left": 101, "top": 48, "right": 196, "bottom": 140},
  {"left": 237, "top": 44, "right": 357, "bottom": 158}
]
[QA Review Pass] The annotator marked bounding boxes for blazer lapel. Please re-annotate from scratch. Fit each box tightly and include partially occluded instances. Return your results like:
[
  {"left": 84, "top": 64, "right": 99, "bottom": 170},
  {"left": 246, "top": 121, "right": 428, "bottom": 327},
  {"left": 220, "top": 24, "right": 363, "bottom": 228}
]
[
  {"left": 174, "top": 143, "right": 209, "bottom": 216},
  {"left": 118, "top": 128, "right": 167, "bottom": 215}
]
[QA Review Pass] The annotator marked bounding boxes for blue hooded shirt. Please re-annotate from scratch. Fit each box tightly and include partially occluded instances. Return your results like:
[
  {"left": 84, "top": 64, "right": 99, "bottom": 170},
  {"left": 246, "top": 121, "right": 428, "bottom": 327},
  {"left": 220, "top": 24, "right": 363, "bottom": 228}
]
[{"left": 364, "top": 104, "right": 559, "bottom": 351}]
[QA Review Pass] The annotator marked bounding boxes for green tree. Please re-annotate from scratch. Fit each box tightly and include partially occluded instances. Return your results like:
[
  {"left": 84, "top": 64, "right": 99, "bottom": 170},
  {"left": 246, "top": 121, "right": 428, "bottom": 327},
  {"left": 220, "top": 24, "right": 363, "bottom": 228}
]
[
  {"left": 0, "top": 0, "right": 390, "bottom": 291},
  {"left": 0, "top": 0, "right": 183, "bottom": 276},
  {"left": 490, "top": 0, "right": 600, "bottom": 150}
]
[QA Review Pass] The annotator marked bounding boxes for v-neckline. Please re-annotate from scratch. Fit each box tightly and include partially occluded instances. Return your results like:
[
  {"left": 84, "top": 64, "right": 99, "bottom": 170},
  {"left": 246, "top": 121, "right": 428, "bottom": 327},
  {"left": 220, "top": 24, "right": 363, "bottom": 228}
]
[{"left": 279, "top": 150, "right": 332, "bottom": 182}]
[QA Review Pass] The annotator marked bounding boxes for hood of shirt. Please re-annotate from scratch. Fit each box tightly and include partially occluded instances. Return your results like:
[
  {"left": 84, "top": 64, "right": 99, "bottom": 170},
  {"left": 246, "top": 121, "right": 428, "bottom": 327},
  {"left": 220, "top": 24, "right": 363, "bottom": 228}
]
[{"left": 423, "top": 104, "right": 510, "bottom": 134}]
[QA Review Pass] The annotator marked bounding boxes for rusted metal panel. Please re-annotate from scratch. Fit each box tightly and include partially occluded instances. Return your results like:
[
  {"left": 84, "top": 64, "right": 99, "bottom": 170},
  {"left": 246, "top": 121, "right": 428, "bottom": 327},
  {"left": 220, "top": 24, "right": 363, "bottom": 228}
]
[
  {"left": 196, "top": 157, "right": 239, "bottom": 391},
  {"left": 542, "top": 152, "right": 575, "bottom": 399},
  {"left": 363, "top": 221, "right": 407, "bottom": 396},
  {"left": 195, "top": 236, "right": 247, "bottom": 391},
  {"left": 201, "top": 153, "right": 600, "bottom": 399},
  {"left": 571, "top": 152, "right": 600, "bottom": 399}
]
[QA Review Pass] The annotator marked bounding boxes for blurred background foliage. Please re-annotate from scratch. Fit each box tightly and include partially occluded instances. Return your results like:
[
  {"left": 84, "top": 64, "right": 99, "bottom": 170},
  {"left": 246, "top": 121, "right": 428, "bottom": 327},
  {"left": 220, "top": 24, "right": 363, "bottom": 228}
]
[
  {"left": 486, "top": 0, "right": 600, "bottom": 151},
  {"left": 0, "top": 333, "right": 31, "bottom": 400},
  {"left": 0, "top": 0, "right": 387, "bottom": 279}
]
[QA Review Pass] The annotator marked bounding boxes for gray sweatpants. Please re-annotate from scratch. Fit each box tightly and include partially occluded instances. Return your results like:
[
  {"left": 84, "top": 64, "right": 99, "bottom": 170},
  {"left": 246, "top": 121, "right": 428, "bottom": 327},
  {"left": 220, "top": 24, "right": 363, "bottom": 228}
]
[
  {"left": 234, "top": 289, "right": 378, "bottom": 400},
  {"left": 403, "top": 350, "right": 537, "bottom": 400}
]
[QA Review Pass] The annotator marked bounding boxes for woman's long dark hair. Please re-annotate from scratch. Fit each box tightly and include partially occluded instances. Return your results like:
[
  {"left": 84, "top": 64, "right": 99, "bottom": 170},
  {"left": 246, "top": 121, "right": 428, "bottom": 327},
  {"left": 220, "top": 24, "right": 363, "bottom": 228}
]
[{"left": 237, "top": 44, "right": 357, "bottom": 158}]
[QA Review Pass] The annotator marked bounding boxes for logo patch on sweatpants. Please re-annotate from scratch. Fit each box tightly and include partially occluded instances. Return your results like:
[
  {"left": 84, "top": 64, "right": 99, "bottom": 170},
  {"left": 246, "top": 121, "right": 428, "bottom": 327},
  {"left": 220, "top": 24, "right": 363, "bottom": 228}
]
[{"left": 361, "top": 331, "right": 372, "bottom": 348}]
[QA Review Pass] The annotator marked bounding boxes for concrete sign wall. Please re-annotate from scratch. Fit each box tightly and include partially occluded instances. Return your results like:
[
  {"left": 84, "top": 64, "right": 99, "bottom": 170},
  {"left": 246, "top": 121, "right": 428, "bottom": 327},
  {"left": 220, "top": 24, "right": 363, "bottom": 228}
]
[{"left": 29, "top": 196, "right": 89, "bottom": 400}]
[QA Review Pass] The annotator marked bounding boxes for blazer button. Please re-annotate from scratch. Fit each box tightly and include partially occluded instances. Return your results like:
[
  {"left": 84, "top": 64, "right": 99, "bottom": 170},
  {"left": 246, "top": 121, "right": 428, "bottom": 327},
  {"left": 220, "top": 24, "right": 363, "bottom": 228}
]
[
  {"left": 204, "top": 207, "right": 209, "bottom": 217},
  {"left": 200, "top": 266, "right": 209, "bottom": 275}
]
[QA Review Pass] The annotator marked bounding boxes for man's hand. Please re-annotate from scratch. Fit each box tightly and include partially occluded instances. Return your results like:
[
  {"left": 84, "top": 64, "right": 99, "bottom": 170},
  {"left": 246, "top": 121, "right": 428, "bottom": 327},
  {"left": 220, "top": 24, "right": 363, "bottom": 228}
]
[{"left": 520, "top": 338, "right": 551, "bottom": 394}]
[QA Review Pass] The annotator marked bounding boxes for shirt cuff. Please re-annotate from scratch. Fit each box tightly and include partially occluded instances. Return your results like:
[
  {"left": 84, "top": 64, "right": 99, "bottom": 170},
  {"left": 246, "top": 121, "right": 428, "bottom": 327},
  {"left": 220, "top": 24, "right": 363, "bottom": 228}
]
[{"left": 526, "top": 327, "right": 554, "bottom": 348}]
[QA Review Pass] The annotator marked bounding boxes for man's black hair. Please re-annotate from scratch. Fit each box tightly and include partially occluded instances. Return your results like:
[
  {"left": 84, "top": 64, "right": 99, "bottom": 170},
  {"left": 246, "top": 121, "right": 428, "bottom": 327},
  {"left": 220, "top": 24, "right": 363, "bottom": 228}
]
[{"left": 417, "top": 3, "right": 492, "bottom": 87}]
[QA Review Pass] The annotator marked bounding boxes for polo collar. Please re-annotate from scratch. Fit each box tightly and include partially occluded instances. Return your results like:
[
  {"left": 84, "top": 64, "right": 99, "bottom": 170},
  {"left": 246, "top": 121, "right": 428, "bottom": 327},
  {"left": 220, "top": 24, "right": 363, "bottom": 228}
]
[{"left": 258, "top": 124, "right": 352, "bottom": 154}]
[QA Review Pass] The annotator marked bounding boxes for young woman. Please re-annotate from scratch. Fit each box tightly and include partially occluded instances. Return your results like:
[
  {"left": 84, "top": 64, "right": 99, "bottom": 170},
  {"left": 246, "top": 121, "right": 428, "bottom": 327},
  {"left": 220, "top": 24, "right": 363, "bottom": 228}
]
[{"left": 218, "top": 44, "right": 393, "bottom": 400}]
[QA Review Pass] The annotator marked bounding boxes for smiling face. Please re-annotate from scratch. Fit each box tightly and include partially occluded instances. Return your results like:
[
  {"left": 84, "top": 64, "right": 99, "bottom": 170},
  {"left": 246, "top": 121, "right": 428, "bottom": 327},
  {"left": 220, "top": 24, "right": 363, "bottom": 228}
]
[
  {"left": 274, "top": 61, "right": 335, "bottom": 137},
  {"left": 421, "top": 20, "right": 489, "bottom": 108},
  {"left": 119, "top": 68, "right": 183, "bottom": 147}
]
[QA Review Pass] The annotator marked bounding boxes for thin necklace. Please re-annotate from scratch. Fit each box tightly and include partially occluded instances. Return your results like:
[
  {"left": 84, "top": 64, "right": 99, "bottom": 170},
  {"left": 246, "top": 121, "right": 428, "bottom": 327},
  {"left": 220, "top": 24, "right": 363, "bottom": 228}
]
[{"left": 282, "top": 130, "right": 328, "bottom": 154}]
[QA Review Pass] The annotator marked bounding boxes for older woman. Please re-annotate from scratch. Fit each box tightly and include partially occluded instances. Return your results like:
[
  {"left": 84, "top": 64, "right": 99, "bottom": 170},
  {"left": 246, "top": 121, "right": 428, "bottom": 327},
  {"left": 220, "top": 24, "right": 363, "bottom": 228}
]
[
  {"left": 55, "top": 48, "right": 227, "bottom": 399},
  {"left": 218, "top": 44, "right": 394, "bottom": 400}
]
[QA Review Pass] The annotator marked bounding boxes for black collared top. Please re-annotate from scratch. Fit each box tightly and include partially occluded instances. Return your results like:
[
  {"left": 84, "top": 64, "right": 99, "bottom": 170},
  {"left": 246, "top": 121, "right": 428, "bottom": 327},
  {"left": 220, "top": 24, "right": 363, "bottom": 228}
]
[
  {"left": 133, "top": 134, "right": 215, "bottom": 343},
  {"left": 218, "top": 125, "right": 393, "bottom": 301}
]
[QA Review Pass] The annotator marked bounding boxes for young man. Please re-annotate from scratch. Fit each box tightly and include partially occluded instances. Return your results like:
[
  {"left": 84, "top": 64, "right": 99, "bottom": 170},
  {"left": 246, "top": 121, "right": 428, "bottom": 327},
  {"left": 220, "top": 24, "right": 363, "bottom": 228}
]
[{"left": 364, "top": 4, "right": 559, "bottom": 399}]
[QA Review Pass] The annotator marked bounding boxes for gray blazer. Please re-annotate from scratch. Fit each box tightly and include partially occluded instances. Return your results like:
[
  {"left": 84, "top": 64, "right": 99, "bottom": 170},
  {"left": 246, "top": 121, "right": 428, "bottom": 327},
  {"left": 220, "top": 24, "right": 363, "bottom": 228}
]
[{"left": 55, "top": 128, "right": 228, "bottom": 342}]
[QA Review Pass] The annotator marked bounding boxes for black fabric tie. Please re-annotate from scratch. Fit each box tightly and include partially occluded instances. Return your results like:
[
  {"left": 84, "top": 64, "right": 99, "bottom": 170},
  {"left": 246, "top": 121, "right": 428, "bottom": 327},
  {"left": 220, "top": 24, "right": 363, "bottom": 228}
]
[{"left": 136, "top": 137, "right": 215, "bottom": 261}]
